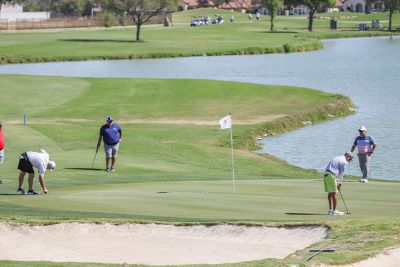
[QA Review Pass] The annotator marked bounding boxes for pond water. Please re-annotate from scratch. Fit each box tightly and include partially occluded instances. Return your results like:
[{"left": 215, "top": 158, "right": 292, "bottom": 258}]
[{"left": 0, "top": 36, "right": 399, "bottom": 180}]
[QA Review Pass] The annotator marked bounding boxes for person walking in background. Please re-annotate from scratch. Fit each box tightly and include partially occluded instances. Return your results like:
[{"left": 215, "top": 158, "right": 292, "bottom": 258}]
[
  {"left": 248, "top": 13, "right": 253, "bottom": 22},
  {"left": 351, "top": 126, "right": 377, "bottom": 183},
  {"left": 97, "top": 116, "right": 122, "bottom": 172},
  {"left": 256, "top": 12, "right": 260, "bottom": 21},
  {"left": 17, "top": 149, "right": 56, "bottom": 195},
  {"left": 324, "top": 152, "right": 354, "bottom": 215},
  {"left": 0, "top": 121, "right": 4, "bottom": 184}
]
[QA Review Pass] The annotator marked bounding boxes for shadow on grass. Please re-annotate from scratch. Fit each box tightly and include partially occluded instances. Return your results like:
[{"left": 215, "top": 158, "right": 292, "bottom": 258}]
[
  {"left": 0, "top": 193, "right": 42, "bottom": 196},
  {"left": 64, "top": 167, "right": 103, "bottom": 171},
  {"left": 60, "top": 39, "right": 139, "bottom": 43},
  {"left": 285, "top": 212, "right": 326, "bottom": 216},
  {"left": 256, "top": 31, "right": 299, "bottom": 34}
]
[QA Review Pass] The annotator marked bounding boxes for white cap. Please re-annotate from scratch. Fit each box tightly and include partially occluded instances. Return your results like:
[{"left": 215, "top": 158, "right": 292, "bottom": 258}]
[
  {"left": 48, "top": 160, "right": 56, "bottom": 171},
  {"left": 359, "top": 126, "right": 367, "bottom": 132},
  {"left": 345, "top": 151, "right": 354, "bottom": 158}
]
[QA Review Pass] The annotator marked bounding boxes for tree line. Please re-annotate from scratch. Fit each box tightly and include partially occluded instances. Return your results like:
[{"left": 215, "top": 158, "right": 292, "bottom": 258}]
[
  {"left": 1, "top": 0, "right": 399, "bottom": 39},
  {"left": 1, "top": 0, "right": 179, "bottom": 40}
]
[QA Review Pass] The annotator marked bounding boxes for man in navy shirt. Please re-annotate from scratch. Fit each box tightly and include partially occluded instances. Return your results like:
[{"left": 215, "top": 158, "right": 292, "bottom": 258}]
[
  {"left": 97, "top": 116, "right": 122, "bottom": 172},
  {"left": 351, "top": 126, "right": 377, "bottom": 183}
]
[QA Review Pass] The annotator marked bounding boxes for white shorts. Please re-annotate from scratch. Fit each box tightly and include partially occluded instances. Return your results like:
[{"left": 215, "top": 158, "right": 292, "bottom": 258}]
[
  {"left": 0, "top": 149, "right": 4, "bottom": 164},
  {"left": 104, "top": 143, "right": 119, "bottom": 159}
]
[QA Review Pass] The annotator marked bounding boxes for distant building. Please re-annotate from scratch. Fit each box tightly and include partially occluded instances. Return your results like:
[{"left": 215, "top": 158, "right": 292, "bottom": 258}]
[
  {"left": 178, "top": 0, "right": 256, "bottom": 12},
  {"left": 338, "top": 0, "right": 383, "bottom": 12},
  {"left": 178, "top": 0, "right": 207, "bottom": 11},
  {"left": 178, "top": 0, "right": 382, "bottom": 15},
  {"left": 0, "top": 2, "right": 50, "bottom": 21},
  {"left": 90, "top": 3, "right": 103, "bottom": 17},
  {"left": 342, "top": 0, "right": 366, "bottom": 12},
  {"left": 287, "top": 0, "right": 384, "bottom": 15},
  {"left": 290, "top": 5, "right": 309, "bottom": 15}
]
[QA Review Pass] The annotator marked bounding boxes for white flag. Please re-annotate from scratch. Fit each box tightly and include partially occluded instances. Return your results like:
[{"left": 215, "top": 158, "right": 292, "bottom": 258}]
[{"left": 219, "top": 115, "right": 232, "bottom": 129}]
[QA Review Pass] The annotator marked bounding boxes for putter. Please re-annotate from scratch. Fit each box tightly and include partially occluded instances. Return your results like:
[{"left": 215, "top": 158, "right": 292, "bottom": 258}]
[
  {"left": 338, "top": 163, "right": 352, "bottom": 214},
  {"left": 91, "top": 147, "right": 99, "bottom": 169},
  {"left": 339, "top": 189, "right": 351, "bottom": 214}
]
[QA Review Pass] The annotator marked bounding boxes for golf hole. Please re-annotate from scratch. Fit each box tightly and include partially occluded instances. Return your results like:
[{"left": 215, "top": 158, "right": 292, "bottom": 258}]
[{"left": 0, "top": 223, "right": 327, "bottom": 265}]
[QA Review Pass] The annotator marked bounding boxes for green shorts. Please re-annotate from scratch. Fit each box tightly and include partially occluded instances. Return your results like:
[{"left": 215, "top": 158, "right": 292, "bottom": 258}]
[{"left": 324, "top": 172, "right": 337, "bottom": 193}]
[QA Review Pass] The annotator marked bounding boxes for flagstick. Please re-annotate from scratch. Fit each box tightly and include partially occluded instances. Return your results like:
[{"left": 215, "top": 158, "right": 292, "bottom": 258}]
[
  {"left": 219, "top": 113, "right": 235, "bottom": 193},
  {"left": 230, "top": 125, "right": 236, "bottom": 193}
]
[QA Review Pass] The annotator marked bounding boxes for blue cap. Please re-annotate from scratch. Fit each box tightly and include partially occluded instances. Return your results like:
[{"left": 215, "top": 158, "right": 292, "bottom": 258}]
[{"left": 106, "top": 116, "right": 113, "bottom": 122}]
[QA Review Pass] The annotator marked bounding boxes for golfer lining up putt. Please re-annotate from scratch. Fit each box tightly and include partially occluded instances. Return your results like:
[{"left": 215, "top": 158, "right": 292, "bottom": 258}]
[
  {"left": 324, "top": 152, "right": 353, "bottom": 215},
  {"left": 17, "top": 149, "right": 56, "bottom": 195}
]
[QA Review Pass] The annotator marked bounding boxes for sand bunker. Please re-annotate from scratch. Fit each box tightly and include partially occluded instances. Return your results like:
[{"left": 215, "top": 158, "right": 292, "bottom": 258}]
[
  {"left": 0, "top": 223, "right": 327, "bottom": 265},
  {"left": 318, "top": 246, "right": 400, "bottom": 267}
]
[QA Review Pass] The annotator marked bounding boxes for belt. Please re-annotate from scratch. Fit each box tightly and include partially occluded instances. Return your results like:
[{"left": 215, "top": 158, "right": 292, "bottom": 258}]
[
  {"left": 324, "top": 170, "right": 335, "bottom": 176},
  {"left": 105, "top": 142, "right": 119, "bottom": 146}
]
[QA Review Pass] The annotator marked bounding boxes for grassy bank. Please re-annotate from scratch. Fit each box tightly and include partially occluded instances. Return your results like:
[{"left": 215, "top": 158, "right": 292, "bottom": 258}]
[
  {"left": 0, "top": 75, "right": 399, "bottom": 266},
  {"left": 0, "top": 75, "right": 349, "bottom": 191},
  {"left": 0, "top": 9, "right": 398, "bottom": 64}
]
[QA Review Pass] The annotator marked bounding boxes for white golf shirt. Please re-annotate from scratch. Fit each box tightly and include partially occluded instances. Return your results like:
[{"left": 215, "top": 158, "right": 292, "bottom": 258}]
[
  {"left": 325, "top": 155, "right": 349, "bottom": 183},
  {"left": 26, "top": 151, "right": 49, "bottom": 178}
]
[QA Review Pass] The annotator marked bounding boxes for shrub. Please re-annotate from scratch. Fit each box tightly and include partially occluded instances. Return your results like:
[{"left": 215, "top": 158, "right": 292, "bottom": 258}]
[{"left": 99, "top": 12, "right": 116, "bottom": 27}]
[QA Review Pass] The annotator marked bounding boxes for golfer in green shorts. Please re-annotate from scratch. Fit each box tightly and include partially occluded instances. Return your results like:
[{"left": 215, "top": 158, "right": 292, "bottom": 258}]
[{"left": 324, "top": 152, "right": 353, "bottom": 215}]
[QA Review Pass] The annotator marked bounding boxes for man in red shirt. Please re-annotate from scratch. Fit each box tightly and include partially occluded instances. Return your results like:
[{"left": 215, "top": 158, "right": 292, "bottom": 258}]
[{"left": 0, "top": 121, "right": 4, "bottom": 184}]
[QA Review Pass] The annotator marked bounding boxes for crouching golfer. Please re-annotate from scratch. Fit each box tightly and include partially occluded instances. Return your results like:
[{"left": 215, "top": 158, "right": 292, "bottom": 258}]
[
  {"left": 17, "top": 149, "right": 56, "bottom": 195},
  {"left": 324, "top": 152, "right": 353, "bottom": 215}
]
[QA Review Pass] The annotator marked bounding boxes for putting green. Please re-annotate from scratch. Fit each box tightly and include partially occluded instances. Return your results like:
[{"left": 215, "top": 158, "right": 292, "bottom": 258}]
[{"left": 2, "top": 179, "right": 399, "bottom": 221}]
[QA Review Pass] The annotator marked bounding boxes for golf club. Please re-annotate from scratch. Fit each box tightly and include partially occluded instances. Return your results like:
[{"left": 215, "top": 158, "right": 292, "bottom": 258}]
[
  {"left": 91, "top": 147, "right": 99, "bottom": 169},
  {"left": 339, "top": 189, "right": 351, "bottom": 214},
  {"left": 339, "top": 163, "right": 351, "bottom": 214},
  {"left": 306, "top": 249, "right": 336, "bottom": 261}
]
